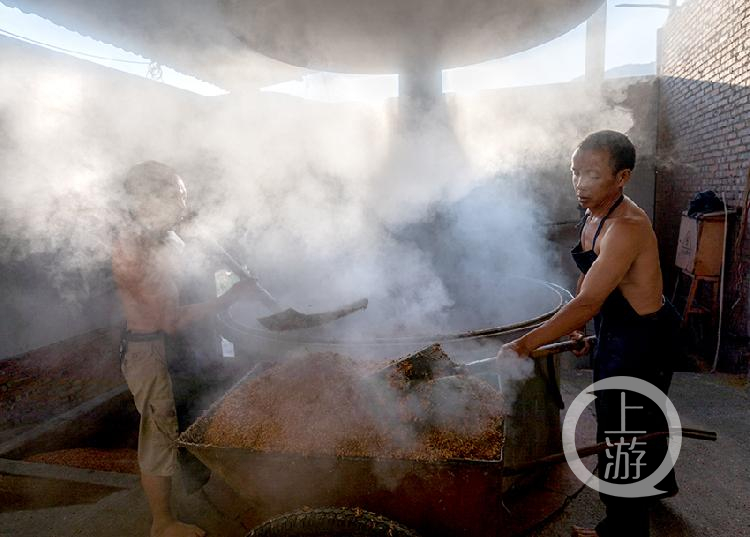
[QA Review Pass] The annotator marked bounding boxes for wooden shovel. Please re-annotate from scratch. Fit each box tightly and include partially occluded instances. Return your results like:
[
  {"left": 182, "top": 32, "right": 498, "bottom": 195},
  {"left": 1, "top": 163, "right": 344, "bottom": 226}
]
[
  {"left": 204, "top": 233, "right": 369, "bottom": 331},
  {"left": 257, "top": 298, "right": 369, "bottom": 331},
  {"left": 379, "top": 336, "right": 596, "bottom": 384}
]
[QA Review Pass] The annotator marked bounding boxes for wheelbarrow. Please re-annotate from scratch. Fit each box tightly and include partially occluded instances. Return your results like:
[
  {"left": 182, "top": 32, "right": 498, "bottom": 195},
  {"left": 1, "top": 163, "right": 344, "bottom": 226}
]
[
  {"left": 179, "top": 420, "right": 715, "bottom": 537},
  {"left": 177, "top": 337, "right": 717, "bottom": 537},
  {"left": 179, "top": 414, "right": 507, "bottom": 537}
]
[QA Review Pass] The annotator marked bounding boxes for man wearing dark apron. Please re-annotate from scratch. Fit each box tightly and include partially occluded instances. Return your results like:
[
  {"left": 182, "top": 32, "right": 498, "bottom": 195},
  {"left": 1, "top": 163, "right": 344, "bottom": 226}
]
[{"left": 502, "top": 131, "right": 680, "bottom": 537}]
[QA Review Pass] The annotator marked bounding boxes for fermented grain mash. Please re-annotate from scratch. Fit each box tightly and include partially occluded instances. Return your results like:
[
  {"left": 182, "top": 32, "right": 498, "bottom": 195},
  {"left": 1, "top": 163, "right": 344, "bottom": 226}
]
[{"left": 199, "top": 352, "right": 504, "bottom": 461}]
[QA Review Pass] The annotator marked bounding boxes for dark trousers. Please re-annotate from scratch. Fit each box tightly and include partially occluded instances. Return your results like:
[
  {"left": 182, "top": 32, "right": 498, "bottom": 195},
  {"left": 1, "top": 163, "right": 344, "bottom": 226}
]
[
  {"left": 592, "top": 302, "right": 680, "bottom": 537},
  {"left": 594, "top": 390, "right": 677, "bottom": 537}
]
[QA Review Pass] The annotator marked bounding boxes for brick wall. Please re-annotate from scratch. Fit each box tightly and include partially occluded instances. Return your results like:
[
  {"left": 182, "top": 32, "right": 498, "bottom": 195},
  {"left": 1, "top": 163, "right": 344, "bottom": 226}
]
[
  {"left": 656, "top": 0, "right": 750, "bottom": 369},
  {"left": 0, "top": 328, "right": 123, "bottom": 431}
]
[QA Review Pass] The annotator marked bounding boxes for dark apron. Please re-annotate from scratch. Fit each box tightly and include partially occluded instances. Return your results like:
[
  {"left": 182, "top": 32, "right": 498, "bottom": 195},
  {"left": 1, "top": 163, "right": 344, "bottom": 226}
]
[{"left": 571, "top": 196, "right": 680, "bottom": 537}]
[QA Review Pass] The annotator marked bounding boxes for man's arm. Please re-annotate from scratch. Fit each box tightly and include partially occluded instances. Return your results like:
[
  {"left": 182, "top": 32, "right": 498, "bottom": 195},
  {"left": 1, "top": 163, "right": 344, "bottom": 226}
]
[
  {"left": 170, "top": 297, "right": 230, "bottom": 333},
  {"left": 567, "top": 273, "right": 590, "bottom": 354},
  {"left": 188, "top": 229, "right": 282, "bottom": 312},
  {"left": 507, "top": 220, "right": 643, "bottom": 355},
  {"left": 570, "top": 273, "right": 586, "bottom": 331},
  {"left": 170, "top": 279, "right": 263, "bottom": 333},
  {"left": 576, "top": 273, "right": 585, "bottom": 295},
  {"left": 113, "top": 238, "right": 261, "bottom": 334}
]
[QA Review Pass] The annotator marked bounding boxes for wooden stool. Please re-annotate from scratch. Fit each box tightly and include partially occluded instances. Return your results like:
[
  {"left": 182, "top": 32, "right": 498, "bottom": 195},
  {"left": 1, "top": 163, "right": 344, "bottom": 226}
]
[
  {"left": 672, "top": 269, "right": 720, "bottom": 329},
  {"left": 672, "top": 210, "right": 731, "bottom": 333}
]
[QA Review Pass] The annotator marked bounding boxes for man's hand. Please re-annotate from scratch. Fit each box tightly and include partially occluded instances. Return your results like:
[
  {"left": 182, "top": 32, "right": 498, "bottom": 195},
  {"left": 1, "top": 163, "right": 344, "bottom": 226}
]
[
  {"left": 498, "top": 338, "right": 532, "bottom": 359},
  {"left": 569, "top": 329, "right": 592, "bottom": 356},
  {"left": 495, "top": 338, "right": 536, "bottom": 383}
]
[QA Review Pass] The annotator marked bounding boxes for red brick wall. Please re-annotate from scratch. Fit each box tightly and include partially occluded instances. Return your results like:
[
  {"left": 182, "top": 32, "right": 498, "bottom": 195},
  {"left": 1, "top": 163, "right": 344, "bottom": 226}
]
[
  {"left": 656, "top": 0, "right": 750, "bottom": 367},
  {"left": 0, "top": 328, "right": 122, "bottom": 432}
]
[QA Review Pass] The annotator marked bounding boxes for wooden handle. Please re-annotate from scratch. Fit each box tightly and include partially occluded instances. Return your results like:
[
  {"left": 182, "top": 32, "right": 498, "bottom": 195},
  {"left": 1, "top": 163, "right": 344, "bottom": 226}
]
[
  {"left": 529, "top": 336, "right": 596, "bottom": 359},
  {"left": 462, "top": 336, "right": 597, "bottom": 374},
  {"left": 208, "top": 239, "right": 255, "bottom": 281},
  {"left": 199, "top": 232, "right": 282, "bottom": 310}
]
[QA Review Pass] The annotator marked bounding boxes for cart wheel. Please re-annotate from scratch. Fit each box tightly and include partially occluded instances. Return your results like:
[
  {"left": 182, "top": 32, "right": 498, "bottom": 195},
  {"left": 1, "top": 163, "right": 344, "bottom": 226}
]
[{"left": 246, "top": 507, "right": 422, "bottom": 537}]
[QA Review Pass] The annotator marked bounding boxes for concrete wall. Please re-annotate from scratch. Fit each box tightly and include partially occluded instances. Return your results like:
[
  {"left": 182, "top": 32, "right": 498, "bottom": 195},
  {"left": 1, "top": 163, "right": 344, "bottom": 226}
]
[{"left": 656, "top": 0, "right": 750, "bottom": 370}]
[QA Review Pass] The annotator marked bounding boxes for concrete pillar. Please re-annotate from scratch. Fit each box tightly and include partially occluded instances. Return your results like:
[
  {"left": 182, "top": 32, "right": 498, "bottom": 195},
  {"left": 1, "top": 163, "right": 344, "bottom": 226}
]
[
  {"left": 397, "top": 49, "right": 443, "bottom": 130},
  {"left": 585, "top": 2, "right": 608, "bottom": 87}
]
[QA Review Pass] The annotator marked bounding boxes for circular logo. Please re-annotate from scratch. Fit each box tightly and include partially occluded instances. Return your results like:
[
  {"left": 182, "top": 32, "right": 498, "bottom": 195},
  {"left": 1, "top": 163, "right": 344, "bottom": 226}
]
[{"left": 562, "top": 376, "right": 682, "bottom": 498}]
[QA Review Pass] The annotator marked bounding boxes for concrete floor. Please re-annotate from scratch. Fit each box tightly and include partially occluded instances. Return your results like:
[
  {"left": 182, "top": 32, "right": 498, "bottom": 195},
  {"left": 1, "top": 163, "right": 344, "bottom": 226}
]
[
  {"left": 0, "top": 368, "right": 747, "bottom": 537},
  {"left": 534, "top": 368, "right": 750, "bottom": 537}
]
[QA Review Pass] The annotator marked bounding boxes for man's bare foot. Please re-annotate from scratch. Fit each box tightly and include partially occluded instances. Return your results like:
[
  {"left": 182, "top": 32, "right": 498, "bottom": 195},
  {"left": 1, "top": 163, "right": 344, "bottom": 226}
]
[
  {"left": 152, "top": 519, "right": 206, "bottom": 537},
  {"left": 571, "top": 526, "right": 599, "bottom": 537}
]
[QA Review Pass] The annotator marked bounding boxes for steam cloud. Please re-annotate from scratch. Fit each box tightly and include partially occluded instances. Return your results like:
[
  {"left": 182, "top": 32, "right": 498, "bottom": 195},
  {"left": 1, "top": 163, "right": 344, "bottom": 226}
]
[{"left": 0, "top": 22, "right": 634, "bottom": 359}]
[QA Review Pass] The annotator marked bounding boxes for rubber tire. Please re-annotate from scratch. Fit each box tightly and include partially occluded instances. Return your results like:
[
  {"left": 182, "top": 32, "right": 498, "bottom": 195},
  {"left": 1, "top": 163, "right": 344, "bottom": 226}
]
[{"left": 246, "top": 507, "right": 422, "bottom": 537}]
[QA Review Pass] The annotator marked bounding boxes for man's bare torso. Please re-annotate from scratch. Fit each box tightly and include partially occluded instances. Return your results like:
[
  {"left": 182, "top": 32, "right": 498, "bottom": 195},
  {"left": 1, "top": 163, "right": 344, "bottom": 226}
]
[
  {"left": 112, "top": 232, "right": 181, "bottom": 333},
  {"left": 581, "top": 197, "right": 664, "bottom": 316}
]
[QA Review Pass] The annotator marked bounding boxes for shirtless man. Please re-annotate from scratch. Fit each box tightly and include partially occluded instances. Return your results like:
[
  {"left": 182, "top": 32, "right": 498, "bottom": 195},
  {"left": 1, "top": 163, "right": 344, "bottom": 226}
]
[
  {"left": 112, "top": 161, "right": 262, "bottom": 537},
  {"left": 502, "top": 131, "right": 679, "bottom": 537}
]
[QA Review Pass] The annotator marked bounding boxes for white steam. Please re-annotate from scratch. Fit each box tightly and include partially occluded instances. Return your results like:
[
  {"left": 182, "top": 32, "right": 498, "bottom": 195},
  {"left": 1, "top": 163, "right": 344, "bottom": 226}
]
[{"left": 1, "top": 32, "right": 636, "bottom": 356}]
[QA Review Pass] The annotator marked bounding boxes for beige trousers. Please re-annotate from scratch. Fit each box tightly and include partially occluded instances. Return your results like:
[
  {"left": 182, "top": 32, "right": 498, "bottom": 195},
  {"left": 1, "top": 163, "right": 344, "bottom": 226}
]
[{"left": 121, "top": 339, "right": 179, "bottom": 477}]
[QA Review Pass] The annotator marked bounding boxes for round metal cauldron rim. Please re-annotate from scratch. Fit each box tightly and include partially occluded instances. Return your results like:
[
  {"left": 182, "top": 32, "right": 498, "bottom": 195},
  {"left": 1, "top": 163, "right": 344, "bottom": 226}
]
[{"left": 217, "top": 278, "right": 572, "bottom": 348}]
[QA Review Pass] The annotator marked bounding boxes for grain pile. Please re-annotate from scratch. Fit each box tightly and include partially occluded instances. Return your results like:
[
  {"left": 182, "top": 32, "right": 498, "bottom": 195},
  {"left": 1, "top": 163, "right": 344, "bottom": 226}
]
[
  {"left": 194, "top": 352, "right": 504, "bottom": 461},
  {"left": 25, "top": 448, "right": 139, "bottom": 474}
]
